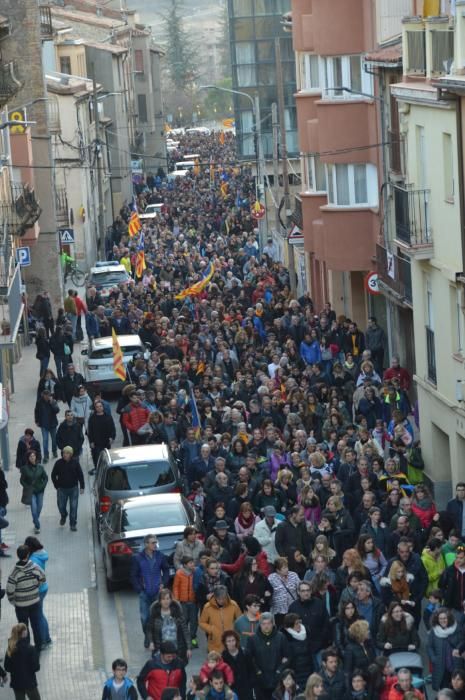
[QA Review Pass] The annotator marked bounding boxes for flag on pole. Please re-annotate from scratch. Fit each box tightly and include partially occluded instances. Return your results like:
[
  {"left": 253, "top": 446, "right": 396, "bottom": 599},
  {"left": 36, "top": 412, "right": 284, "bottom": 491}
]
[
  {"left": 112, "top": 328, "right": 126, "bottom": 381},
  {"left": 196, "top": 360, "right": 206, "bottom": 375},
  {"left": 193, "top": 158, "right": 200, "bottom": 176},
  {"left": 189, "top": 389, "right": 201, "bottom": 439},
  {"left": 128, "top": 211, "right": 141, "bottom": 237},
  {"left": 220, "top": 181, "right": 228, "bottom": 198},
  {"left": 175, "top": 261, "right": 215, "bottom": 300},
  {"left": 219, "top": 131, "right": 225, "bottom": 145},
  {"left": 135, "top": 231, "right": 146, "bottom": 278}
]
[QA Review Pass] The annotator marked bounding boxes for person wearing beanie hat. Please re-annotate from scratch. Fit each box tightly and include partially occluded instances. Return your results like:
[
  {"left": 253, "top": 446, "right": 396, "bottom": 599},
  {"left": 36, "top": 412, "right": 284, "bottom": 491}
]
[
  {"left": 51, "top": 446, "right": 84, "bottom": 531},
  {"left": 137, "top": 639, "right": 186, "bottom": 700}
]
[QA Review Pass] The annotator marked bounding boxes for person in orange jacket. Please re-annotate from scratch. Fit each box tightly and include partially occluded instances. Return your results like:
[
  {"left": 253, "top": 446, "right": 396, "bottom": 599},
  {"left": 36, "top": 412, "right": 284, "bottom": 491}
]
[{"left": 173, "top": 555, "right": 199, "bottom": 648}]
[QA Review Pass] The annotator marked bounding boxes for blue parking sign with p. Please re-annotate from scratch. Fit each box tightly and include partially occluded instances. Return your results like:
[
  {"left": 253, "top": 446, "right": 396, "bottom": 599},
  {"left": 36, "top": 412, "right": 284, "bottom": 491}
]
[{"left": 16, "top": 246, "right": 31, "bottom": 267}]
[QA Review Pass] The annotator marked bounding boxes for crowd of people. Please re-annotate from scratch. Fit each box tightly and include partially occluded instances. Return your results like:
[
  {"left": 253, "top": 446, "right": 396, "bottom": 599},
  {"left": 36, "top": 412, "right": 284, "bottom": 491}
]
[{"left": 1, "top": 130, "right": 464, "bottom": 700}]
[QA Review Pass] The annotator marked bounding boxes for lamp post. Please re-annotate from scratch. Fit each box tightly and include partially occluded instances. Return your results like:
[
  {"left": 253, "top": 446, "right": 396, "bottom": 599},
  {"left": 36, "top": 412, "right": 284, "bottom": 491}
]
[{"left": 199, "top": 84, "right": 266, "bottom": 250}]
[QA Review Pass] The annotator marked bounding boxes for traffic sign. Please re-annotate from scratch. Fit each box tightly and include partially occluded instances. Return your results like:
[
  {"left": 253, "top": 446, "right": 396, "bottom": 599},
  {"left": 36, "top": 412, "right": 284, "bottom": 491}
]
[
  {"left": 365, "top": 271, "right": 380, "bottom": 295},
  {"left": 16, "top": 246, "right": 31, "bottom": 267},
  {"left": 59, "top": 228, "right": 75, "bottom": 244},
  {"left": 288, "top": 224, "right": 304, "bottom": 245}
]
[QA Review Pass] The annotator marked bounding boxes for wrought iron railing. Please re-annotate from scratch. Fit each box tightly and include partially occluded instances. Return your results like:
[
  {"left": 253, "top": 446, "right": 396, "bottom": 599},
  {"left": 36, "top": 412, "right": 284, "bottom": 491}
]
[
  {"left": 0, "top": 61, "right": 21, "bottom": 105},
  {"left": 0, "top": 183, "right": 42, "bottom": 238},
  {"left": 39, "top": 5, "right": 53, "bottom": 39},
  {"left": 55, "top": 185, "right": 69, "bottom": 226},
  {"left": 393, "top": 184, "right": 432, "bottom": 246}
]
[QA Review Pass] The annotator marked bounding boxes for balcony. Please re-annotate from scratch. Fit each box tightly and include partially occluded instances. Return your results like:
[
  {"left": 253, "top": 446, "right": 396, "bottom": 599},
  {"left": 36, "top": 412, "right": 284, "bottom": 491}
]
[
  {"left": 47, "top": 95, "right": 61, "bottom": 133},
  {"left": 426, "top": 326, "right": 437, "bottom": 384},
  {"left": 0, "top": 183, "right": 42, "bottom": 237},
  {"left": 0, "top": 61, "right": 21, "bottom": 107},
  {"left": 376, "top": 243, "right": 412, "bottom": 306},
  {"left": 388, "top": 129, "right": 402, "bottom": 175},
  {"left": 39, "top": 5, "right": 53, "bottom": 40},
  {"left": 393, "top": 184, "right": 433, "bottom": 258},
  {"left": 55, "top": 185, "right": 69, "bottom": 227}
]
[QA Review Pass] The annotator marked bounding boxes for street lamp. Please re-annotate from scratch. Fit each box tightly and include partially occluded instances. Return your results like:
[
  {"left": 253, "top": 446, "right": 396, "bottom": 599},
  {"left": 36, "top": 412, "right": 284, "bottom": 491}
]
[{"left": 199, "top": 84, "right": 266, "bottom": 247}]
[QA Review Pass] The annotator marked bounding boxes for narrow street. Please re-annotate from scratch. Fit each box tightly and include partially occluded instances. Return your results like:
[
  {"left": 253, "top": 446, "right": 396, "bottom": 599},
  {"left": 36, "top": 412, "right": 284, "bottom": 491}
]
[{"left": 0, "top": 341, "right": 205, "bottom": 698}]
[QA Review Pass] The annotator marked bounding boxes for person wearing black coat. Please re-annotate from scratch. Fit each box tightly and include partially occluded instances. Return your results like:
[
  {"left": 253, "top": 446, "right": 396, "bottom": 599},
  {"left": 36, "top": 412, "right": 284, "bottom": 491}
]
[
  {"left": 447, "top": 484, "right": 465, "bottom": 539},
  {"left": 15, "top": 430, "right": 42, "bottom": 470},
  {"left": 87, "top": 402, "right": 116, "bottom": 474},
  {"left": 34, "top": 390, "right": 60, "bottom": 463},
  {"left": 275, "top": 506, "right": 311, "bottom": 576},
  {"left": 34, "top": 328, "right": 50, "bottom": 377},
  {"left": 0, "top": 464, "right": 8, "bottom": 557},
  {"left": 222, "top": 630, "right": 253, "bottom": 700},
  {"left": 58, "top": 364, "right": 85, "bottom": 406},
  {"left": 56, "top": 411, "right": 84, "bottom": 458},
  {"left": 385, "top": 544, "right": 428, "bottom": 625},
  {"left": 320, "top": 647, "right": 348, "bottom": 700},
  {"left": 247, "top": 614, "right": 290, "bottom": 700},
  {"left": 288, "top": 582, "right": 331, "bottom": 659},
  {"left": 282, "top": 613, "right": 313, "bottom": 691},
  {"left": 4, "top": 625, "right": 41, "bottom": 698},
  {"left": 343, "top": 619, "right": 376, "bottom": 680}
]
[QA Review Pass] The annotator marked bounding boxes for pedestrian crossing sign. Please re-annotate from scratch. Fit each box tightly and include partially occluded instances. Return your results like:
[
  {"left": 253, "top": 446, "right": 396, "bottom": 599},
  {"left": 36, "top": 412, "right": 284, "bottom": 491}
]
[{"left": 59, "top": 228, "right": 75, "bottom": 244}]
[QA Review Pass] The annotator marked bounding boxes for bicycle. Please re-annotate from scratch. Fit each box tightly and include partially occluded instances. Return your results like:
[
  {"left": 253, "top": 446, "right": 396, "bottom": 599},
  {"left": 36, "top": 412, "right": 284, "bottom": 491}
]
[{"left": 65, "top": 260, "right": 86, "bottom": 286}]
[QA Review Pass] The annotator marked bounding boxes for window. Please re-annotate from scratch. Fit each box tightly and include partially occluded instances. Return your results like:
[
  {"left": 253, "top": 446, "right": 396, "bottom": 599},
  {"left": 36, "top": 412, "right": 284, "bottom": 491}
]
[
  {"left": 456, "top": 288, "right": 465, "bottom": 353},
  {"left": 322, "top": 55, "right": 373, "bottom": 99},
  {"left": 59, "top": 56, "right": 71, "bottom": 74},
  {"left": 443, "top": 132, "right": 454, "bottom": 202},
  {"left": 105, "top": 461, "right": 175, "bottom": 491},
  {"left": 326, "top": 163, "right": 378, "bottom": 207},
  {"left": 134, "top": 49, "right": 144, "bottom": 73},
  {"left": 305, "top": 155, "right": 326, "bottom": 192},
  {"left": 121, "top": 502, "right": 186, "bottom": 532},
  {"left": 235, "top": 42, "right": 256, "bottom": 86},
  {"left": 416, "top": 125, "right": 426, "bottom": 187},
  {"left": 137, "top": 94, "right": 148, "bottom": 123},
  {"left": 299, "top": 54, "right": 322, "bottom": 91}
]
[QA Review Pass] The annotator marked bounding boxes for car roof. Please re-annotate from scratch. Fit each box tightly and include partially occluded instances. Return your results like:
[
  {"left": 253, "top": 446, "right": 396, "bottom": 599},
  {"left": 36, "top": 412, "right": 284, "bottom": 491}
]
[
  {"left": 121, "top": 493, "right": 184, "bottom": 509},
  {"left": 90, "top": 264, "right": 126, "bottom": 274},
  {"left": 91, "top": 334, "right": 142, "bottom": 349},
  {"left": 107, "top": 443, "right": 170, "bottom": 464}
]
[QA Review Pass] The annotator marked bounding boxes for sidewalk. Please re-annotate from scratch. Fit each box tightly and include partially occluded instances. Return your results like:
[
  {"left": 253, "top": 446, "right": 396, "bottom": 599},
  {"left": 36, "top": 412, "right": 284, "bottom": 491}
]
[{"left": 0, "top": 343, "right": 106, "bottom": 698}]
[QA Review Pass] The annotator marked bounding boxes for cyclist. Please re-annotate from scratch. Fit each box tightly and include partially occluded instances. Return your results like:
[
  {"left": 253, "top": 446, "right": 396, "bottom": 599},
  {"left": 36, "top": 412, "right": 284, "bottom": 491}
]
[{"left": 60, "top": 249, "right": 74, "bottom": 281}]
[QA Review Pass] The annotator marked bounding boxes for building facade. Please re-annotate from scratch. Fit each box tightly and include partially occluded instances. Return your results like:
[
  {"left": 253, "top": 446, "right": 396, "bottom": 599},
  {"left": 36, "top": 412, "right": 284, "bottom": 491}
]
[{"left": 228, "top": 0, "right": 297, "bottom": 159}]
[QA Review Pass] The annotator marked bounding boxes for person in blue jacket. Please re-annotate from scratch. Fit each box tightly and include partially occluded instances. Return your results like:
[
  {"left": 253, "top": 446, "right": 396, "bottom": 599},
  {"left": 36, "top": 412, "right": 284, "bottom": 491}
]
[
  {"left": 300, "top": 330, "right": 321, "bottom": 365},
  {"left": 102, "top": 658, "right": 138, "bottom": 700},
  {"left": 130, "top": 533, "right": 170, "bottom": 648}
]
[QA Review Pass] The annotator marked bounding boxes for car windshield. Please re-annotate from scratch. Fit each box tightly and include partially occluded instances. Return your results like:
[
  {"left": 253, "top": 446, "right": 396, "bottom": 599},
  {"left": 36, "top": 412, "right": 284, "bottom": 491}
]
[
  {"left": 121, "top": 502, "right": 186, "bottom": 531},
  {"left": 89, "top": 271, "right": 128, "bottom": 286},
  {"left": 105, "top": 462, "right": 175, "bottom": 490},
  {"left": 90, "top": 344, "right": 142, "bottom": 360}
]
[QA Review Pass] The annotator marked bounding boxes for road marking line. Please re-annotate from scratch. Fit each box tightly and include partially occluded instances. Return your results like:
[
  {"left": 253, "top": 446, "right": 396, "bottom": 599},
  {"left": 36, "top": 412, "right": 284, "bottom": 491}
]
[{"left": 114, "top": 592, "right": 130, "bottom": 661}]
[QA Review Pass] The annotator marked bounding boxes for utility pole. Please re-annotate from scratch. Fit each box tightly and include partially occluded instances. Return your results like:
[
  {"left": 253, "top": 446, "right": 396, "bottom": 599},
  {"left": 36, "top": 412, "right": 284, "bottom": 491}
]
[
  {"left": 254, "top": 94, "right": 267, "bottom": 253},
  {"left": 275, "top": 37, "right": 297, "bottom": 297},
  {"left": 271, "top": 102, "right": 280, "bottom": 229},
  {"left": 91, "top": 63, "right": 106, "bottom": 260}
]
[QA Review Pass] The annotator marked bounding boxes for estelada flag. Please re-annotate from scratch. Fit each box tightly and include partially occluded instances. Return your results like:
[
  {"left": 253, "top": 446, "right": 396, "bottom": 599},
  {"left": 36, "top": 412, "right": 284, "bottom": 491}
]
[
  {"left": 135, "top": 251, "right": 146, "bottom": 279},
  {"left": 219, "top": 131, "right": 225, "bottom": 145},
  {"left": 175, "top": 261, "right": 215, "bottom": 301},
  {"left": 128, "top": 212, "right": 141, "bottom": 237},
  {"left": 112, "top": 328, "right": 126, "bottom": 381}
]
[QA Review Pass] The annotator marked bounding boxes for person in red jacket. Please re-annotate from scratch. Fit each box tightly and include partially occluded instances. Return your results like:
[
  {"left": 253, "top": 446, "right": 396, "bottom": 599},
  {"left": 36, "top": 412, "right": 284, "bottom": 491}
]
[
  {"left": 136, "top": 641, "right": 186, "bottom": 700},
  {"left": 199, "top": 650, "right": 234, "bottom": 687},
  {"left": 122, "top": 392, "right": 150, "bottom": 445},
  {"left": 383, "top": 357, "right": 411, "bottom": 392},
  {"left": 387, "top": 668, "right": 424, "bottom": 700}
]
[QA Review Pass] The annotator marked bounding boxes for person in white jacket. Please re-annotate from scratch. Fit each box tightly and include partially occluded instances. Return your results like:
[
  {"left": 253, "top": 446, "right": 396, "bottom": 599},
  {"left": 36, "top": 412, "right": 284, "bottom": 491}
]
[
  {"left": 70, "top": 385, "right": 93, "bottom": 428},
  {"left": 253, "top": 506, "right": 280, "bottom": 567}
]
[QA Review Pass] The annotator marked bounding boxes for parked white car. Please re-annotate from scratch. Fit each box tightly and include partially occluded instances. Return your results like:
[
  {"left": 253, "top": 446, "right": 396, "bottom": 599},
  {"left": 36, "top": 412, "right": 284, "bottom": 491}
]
[{"left": 82, "top": 334, "right": 147, "bottom": 391}]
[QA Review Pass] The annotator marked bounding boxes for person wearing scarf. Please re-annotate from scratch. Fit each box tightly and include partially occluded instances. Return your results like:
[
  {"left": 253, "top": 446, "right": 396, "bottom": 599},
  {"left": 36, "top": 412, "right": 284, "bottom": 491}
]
[
  {"left": 234, "top": 502, "right": 260, "bottom": 540},
  {"left": 282, "top": 613, "right": 311, "bottom": 691}
]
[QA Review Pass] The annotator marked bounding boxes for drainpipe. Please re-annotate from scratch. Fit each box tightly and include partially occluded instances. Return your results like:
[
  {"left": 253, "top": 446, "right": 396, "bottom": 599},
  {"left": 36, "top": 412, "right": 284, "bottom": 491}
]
[{"left": 456, "top": 95, "right": 465, "bottom": 276}]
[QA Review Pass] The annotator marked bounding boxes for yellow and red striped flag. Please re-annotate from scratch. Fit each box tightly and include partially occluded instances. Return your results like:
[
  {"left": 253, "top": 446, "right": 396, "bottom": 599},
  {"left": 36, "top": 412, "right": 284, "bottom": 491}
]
[
  {"left": 193, "top": 158, "right": 200, "bottom": 176},
  {"left": 112, "top": 327, "right": 126, "bottom": 381},
  {"left": 196, "top": 360, "right": 206, "bottom": 375},
  {"left": 219, "top": 131, "right": 225, "bottom": 145},
  {"left": 135, "top": 250, "right": 146, "bottom": 279},
  {"left": 175, "top": 262, "right": 215, "bottom": 301},
  {"left": 220, "top": 181, "right": 228, "bottom": 198},
  {"left": 128, "top": 211, "right": 141, "bottom": 237}
]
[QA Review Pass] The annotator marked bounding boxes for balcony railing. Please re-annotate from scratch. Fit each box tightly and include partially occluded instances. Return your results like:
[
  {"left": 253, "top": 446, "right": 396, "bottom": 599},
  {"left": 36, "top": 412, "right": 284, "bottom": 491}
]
[
  {"left": 39, "top": 5, "right": 53, "bottom": 40},
  {"left": 0, "top": 61, "right": 21, "bottom": 106},
  {"left": 0, "top": 183, "right": 42, "bottom": 237},
  {"left": 55, "top": 185, "right": 69, "bottom": 227},
  {"left": 47, "top": 95, "right": 61, "bottom": 133},
  {"left": 426, "top": 326, "right": 436, "bottom": 384},
  {"left": 393, "top": 183, "right": 433, "bottom": 252},
  {"left": 376, "top": 243, "right": 412, "bottom": 305}
]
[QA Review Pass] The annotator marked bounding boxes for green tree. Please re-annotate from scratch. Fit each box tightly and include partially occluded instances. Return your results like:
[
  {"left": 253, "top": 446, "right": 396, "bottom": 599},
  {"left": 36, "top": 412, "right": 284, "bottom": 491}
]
[
  {"left": 162, "top": 0, "right": 198, "bottom": 91},
  {"left": 202, "top": 78, "right": 234, "bottom": 119}
]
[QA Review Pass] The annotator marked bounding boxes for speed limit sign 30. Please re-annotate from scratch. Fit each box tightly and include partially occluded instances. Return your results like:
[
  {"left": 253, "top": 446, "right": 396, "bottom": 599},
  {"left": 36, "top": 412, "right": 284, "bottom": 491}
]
[{"left": 364, "top": 271, "right": 380, "bottom": 295}]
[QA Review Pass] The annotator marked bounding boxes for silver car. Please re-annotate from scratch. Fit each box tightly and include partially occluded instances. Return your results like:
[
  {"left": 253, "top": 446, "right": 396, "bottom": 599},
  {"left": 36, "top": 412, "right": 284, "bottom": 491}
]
[
  {"left": 93, "top": 444, "right": 182, "bottom": 525},
  {"left": 100, "top": 493, "right": 203, "bottom": 591}
]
